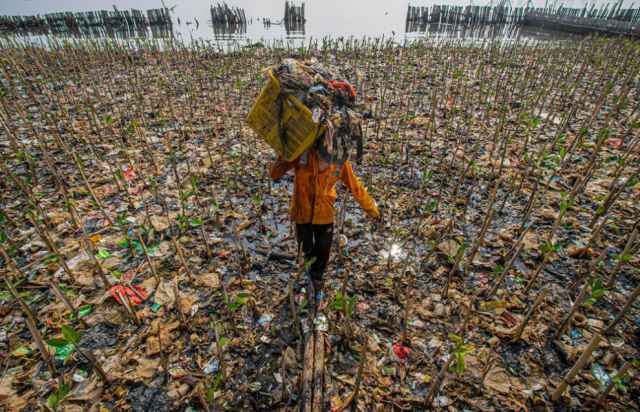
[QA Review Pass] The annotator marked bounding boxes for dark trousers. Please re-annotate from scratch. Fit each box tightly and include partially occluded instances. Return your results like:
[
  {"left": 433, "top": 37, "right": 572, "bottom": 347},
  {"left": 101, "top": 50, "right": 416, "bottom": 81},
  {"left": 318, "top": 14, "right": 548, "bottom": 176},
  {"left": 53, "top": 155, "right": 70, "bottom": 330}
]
[{"left": 296, "top": 223, "right": 334, "bottom": 282}]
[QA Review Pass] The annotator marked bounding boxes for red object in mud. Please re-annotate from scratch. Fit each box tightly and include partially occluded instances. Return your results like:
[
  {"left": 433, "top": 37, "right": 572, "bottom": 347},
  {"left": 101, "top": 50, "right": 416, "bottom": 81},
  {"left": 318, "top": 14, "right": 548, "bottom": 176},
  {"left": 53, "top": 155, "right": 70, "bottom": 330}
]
[
  {"left": 607, "top": 138, "right": 623, "bottom": 148},
  {"left": 327, "top": 80, "right": 356, "bottom": 97},
  {"left": 123, "top": 167, "right": 136, "bottom": 182},
  {"left": 109, "top": 285, "right": 148, "bottom": 305},
  {"left": 393, "top": 342, "right": 411, "bottom": 361}
]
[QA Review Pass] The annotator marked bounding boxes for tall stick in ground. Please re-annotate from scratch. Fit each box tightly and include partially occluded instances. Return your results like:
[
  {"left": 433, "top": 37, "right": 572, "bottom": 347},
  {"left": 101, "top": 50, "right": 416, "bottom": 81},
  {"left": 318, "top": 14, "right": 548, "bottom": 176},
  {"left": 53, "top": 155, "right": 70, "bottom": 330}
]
[
  {"left": 463, "top": 180, "right": 499, "bottom": 274},
  {"left": 551, "top": 333, "right": 601, "bottom": 401},
  {"left": 425, "top": 356, "right": 454, "bottom": 408},
  {"left": 486, "top": 227, "right": 529, "bottom": 298},
  {"left": 27, "top": 214, "right": 89, "bottom": 328},
  {"left": 513, "top": 287, "right": 547, "bottom": 340},
  {"left": 0, "top": 246, "right": 58, "bottom": 381},
  {"left": 604, "top": 284, "right": 640, "bottom": 335},
  {"left": 554, "top": 276, "right": 591, "bottom": 340},
  {"left": 607, "top": 227, "right": 638, "bottom": 288}
]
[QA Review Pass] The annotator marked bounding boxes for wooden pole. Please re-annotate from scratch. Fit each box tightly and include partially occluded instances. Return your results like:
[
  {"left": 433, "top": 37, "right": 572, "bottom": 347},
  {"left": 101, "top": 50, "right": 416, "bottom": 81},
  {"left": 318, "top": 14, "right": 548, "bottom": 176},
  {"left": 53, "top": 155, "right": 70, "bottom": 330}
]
[
  {"left": 604, "top": 285, "right": 640, "bottom": 335},
  {"left": 551, "top": 333, "right": 601, "bottom": 401}
]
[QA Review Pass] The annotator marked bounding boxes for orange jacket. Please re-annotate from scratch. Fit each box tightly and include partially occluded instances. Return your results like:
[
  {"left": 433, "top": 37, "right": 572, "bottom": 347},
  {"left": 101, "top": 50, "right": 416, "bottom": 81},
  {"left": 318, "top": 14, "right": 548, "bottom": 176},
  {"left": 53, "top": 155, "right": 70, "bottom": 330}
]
[{"left": 270, "top": 150, "right": 379, "bottom": 224}]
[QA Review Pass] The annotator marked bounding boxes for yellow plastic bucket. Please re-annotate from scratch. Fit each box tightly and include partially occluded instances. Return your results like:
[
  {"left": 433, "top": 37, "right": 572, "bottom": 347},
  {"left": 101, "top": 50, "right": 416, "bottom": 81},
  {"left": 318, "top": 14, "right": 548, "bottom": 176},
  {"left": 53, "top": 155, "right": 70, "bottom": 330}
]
[{"left": 247, "top": 69, "right": 323, "bottom": 161}]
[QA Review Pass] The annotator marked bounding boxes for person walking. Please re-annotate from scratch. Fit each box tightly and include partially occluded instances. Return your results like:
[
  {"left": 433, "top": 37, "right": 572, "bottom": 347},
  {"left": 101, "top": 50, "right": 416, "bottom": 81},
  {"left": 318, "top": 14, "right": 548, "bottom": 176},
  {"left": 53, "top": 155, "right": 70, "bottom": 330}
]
[{"left": 270, "top": 146, "right": 380, "bottom": 307}]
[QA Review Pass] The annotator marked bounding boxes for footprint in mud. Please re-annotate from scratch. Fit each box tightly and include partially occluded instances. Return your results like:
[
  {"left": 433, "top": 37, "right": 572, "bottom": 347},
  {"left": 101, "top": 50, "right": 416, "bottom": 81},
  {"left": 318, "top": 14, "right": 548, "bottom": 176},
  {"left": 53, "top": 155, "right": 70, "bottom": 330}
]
[{"left": 126, "top": 383, "right": 171, "bottom": 412}]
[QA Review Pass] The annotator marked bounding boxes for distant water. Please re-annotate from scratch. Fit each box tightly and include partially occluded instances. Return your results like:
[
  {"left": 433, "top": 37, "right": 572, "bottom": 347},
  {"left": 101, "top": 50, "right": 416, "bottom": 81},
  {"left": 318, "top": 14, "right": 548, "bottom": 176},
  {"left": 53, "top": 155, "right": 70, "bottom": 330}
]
[{"left": 0, "top": 0, "right": 592, "bottom": 43}]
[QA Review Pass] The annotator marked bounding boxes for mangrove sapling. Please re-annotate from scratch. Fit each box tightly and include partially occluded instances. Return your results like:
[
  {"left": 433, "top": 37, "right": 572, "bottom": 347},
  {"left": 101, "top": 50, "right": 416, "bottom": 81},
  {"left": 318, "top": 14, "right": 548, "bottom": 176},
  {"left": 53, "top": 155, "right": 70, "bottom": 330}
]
[
  {"left": 559, "top": 84, "right": 613, "bottom": 172},
  {"left": 441, "top": 239, "right": 467, "bottom": 301},
  {"left": 184, "top": 173, "right": 212, "bottom": 258},
  {"left": 424, "top": 351, "right": 454, "bottom": 408},
  {"left": 55, "top": 324, "right": 109, "bottom": 384},
  {"left": 0, "top": 246, "right": 59, "bottom": 381},
  {"left": 332, "top": 341, "right": 366, "bottom": 412},
  {"left": 67, "top": 147, "right": 115, "bottom": 226},
  {"left": 0, "top": 102, "right": 21, "bottom": 153},
  {"left": 590, "top": 165, "right": 640, "bottom": 230},
  {"left": 486, "top": 227, "right": 528, "bottom": 298},
  {"left": 555, "top": 276, "right": 605, "bottom": 340},
  {"left": 517, "top": 103, "right": 575, "bottom": 194},
  {"left": 452, "top": 142, "right": 481, "bottom": 199},
  {"left": 134, "top": 227, "right": 159, "bottom": 283},
  {"left": 462, "top": 180, "right": 499, "bottom": 274},
  {"left": 213, "top": 320, "right": 228, "bottom": 382},
  {"left": 551, "top": 333, "right": 601, "bottom": 402},
  {"left": 607, "top": 226, "right": 638, "bottom": 287},
  {"left": 401, "top": 284, "right": 413, "bottom": 344},
  {"left": 0, "top": 158, "right": 51, "bottom": 228},
  {"left": 114, "top": 282, "right": 140, "bottom": 325},
  {"left": 79, "top": 236, "right": 111, "bottom": 290},
  {"left": 513, "top": 287, "right": 547, "bottom": 340},
  {"left": 172, "top": 236, "right": 194, "bottom": 280},
  {"left": 604, "top": 285, "right": 640, "bottom": 335},
  {"left": 27, "top": 214, "right": 90, "bottom": 326}
]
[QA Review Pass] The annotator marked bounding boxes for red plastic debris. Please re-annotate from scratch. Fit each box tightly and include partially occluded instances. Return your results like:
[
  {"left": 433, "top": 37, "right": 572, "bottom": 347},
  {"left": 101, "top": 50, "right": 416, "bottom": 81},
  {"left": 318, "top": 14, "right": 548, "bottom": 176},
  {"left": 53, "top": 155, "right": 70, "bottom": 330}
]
[
  {"left": 327, "top": 80, "right": 356, "bottom": 98},
  {"left": 607, "top": 138, "right": 623, "bottom": 148},
  {"left": 216, "top": 250, "right": 232, "bottom": 258},
  {"left": 109, "top": 285, "right": 148, "bottom": 305},
  {"left": 393, "top": 342, "right": 411, "bottom": 361},
  {"left": 356, "top": 301, "right": 370, "bottom": 313},
  {"left": 123, "top": 166, "right": 136, "bottom": 182}
]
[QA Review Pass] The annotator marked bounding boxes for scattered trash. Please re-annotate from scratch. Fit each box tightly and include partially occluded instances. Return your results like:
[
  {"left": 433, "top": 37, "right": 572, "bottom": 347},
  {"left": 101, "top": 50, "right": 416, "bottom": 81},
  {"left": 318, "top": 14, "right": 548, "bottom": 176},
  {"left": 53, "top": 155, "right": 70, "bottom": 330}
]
[
  {"left": 203, "top": 359, "right": 220, "bottom": 375},
  {"left": 258, "top": 314, "right": 273, "bottom": 328},
  {"left": 591, "top": 363, "right": 611, "bottom": 388},
  {"left": 0, "top": 33, "right": 638, "bottom": 412},
  {"left": 392, "top": 342, "right": 411, "bottom": 362},
  {"left": 72, "top": 370, "right": 88, "bottom": 383},
  {"left": 109, "top": 285, "right": 148, "bottom": 306},
  {"left": 314, "top": 314, "right": 329, "bottom": 332}
]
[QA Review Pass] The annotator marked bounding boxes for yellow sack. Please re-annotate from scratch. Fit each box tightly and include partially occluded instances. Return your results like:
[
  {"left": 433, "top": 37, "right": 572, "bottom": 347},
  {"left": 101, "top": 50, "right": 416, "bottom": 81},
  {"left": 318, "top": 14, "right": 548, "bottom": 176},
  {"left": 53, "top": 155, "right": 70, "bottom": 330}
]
[{"left": 247, "top": 69, "right": 324, "bottom": 161}]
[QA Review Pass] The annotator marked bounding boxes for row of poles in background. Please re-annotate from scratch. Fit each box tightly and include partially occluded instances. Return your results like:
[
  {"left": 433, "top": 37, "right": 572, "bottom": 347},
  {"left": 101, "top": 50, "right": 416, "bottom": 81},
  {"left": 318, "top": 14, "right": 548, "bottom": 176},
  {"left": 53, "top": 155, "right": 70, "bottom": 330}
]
[
  {"left": 1, "top": 1, "right": 638, "bottom": 40},
  {"left": 406, "top": 1, "right": 640, "bottom": 36},
  {"left": 211, "top": 1, "right": 306, "bottom": 39},
  {"left": 0, "top": 7, "right": 172, "bottom": 39}
]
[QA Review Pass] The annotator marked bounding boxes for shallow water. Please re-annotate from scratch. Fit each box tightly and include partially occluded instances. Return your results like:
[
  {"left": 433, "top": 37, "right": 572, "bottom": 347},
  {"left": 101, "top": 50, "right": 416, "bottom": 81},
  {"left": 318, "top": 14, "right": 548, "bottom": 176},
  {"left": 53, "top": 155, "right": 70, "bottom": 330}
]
[{"left": 1, "top": 0, "right": 581, "bottom": 44}]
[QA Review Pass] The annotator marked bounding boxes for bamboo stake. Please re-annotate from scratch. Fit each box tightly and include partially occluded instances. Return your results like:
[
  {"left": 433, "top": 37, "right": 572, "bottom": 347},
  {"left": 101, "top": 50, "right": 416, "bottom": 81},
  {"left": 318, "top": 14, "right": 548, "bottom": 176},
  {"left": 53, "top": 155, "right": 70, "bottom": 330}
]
[
  {"left": 551, "top": 333, "right": 601, "bottom": 401},
  {"left": 333, "top": 346, "right": 366, "bottom": 412},
  {"left": 136, "top": 229, "right": 159, "bottom": 282},
  {"left": 0, "top": 247, "right": 58, "bottom": 381},
  {"left": 27, "top": 215, "right": 89, "bottom": 328},
  {"left": 513, "top": 287, "right": 547, "bottom": 340},
  {"left": 213, "top": 320, "right": 227, "bottom": 381},
  {"left": 425, "top": 356, "right": 454, "bottom": 408},
  {"left": 555, "top": 276, "right": 591, "bottom": 340},
  {"left": 604, "top": 285, "right": 640, "bottom": 335},
  {"left": 607, "top": 227, "right": 638, "bottom": 288}
]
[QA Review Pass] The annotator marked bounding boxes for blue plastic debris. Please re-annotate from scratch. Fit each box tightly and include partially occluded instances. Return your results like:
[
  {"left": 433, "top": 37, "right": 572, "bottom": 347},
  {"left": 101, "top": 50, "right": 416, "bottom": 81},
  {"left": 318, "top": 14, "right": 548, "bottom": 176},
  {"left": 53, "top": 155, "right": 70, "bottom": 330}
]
[{"left": 591, "top": 363, "right": 611, "bottom": 389}]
